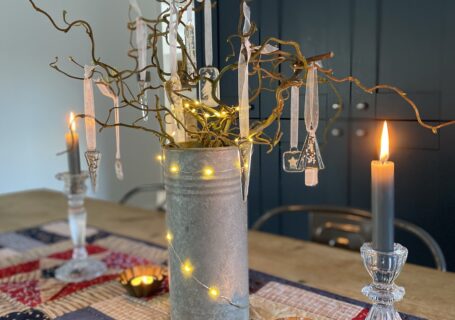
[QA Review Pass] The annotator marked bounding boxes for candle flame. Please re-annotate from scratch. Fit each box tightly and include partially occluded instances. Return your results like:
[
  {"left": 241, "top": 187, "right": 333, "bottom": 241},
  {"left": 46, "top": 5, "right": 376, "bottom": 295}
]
[
  {"left": 380, "top": 121, "right": 389, "bottom": 162},
  {"left": 69, "top": 112, "right": 77, "bottom": 132}
]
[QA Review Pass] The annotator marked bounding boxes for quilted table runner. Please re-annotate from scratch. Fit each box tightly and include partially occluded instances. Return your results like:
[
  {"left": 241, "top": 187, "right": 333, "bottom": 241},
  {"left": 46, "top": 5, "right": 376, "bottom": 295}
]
[{"left": 0, "top": 221, "right": 424, "bottom": 320}]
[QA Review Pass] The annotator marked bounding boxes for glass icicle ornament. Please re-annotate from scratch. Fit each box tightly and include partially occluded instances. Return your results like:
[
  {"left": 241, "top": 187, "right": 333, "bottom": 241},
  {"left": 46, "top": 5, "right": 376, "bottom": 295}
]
[
  {"left": 185, "top": 0, "right": 197, "bottom": 77},
  {"left": 137, "top": 71, "right": 150, "bottom": 121},
  {"left": 238, "top": 141, "right": 253, "bottom": 201},
  {"left": 237, "top": 2, "right": 253, "bottom": 201},
  {"left": 198, "top": 0, "right": 220, "bottom": 107},
  {"left": 84, "top": 150, "right": 101, "bottom": 192},
  {"left": 300, "top": 63, "right": 324, "bottom": 186}
]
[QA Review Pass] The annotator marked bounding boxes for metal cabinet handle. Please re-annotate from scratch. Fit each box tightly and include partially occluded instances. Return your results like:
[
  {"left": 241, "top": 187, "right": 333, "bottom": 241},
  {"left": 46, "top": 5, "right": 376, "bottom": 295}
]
[
  {"left": 356, "top": 102, "right": 368, "bottom": 110},
  {"left": 355, "top": 129, "right": 367, "bottom": 137},
  {"left": 331, "top": 128, "right": 343, "bottom": 137}
]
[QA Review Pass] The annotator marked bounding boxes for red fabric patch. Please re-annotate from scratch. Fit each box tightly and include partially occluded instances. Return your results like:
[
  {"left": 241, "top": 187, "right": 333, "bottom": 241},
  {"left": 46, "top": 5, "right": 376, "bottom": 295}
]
[
  {"left": 50, "top": 274, "right": 118, "bottom": 301},
  {"left": 353, "top": 308, "right": 369, "bottom": 320},
  {"left": 0, "top": 260, "right": 39, "bottom": 279},
  {"left": 101, "top": 251, "right": 150, "bottom": 269},
  {"left": 47, "top": 245, "right": 107, "bottom": 260},
  {"left": 0, "top": 280, "right": 41, "bottom": 307}
]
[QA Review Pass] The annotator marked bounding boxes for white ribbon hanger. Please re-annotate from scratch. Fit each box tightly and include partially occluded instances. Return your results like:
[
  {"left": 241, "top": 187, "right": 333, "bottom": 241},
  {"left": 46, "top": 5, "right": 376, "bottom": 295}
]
[
  {"left": 300, "top": 63, "right": 324, "bottom": 186},
  {"left": 166, "top": 0, "right": 186, "bottom": 143},
  {"left": 283, "top": 85, "right": 304, "bottom": 172},
  {"left": 130, "top": 0, "right": 149, "bottom": 120},
  {"left": 83, "top": 65, "right": 102, "bottom": 191},
  {"left": 95, "top": 80, "right": 124, "bottom": 180}
]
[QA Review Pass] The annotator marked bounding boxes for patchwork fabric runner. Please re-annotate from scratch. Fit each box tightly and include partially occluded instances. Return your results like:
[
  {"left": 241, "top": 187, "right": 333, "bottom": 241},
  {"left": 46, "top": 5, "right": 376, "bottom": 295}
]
[{"left": 0, "top": 222, "right": 424, "bottom": 320}]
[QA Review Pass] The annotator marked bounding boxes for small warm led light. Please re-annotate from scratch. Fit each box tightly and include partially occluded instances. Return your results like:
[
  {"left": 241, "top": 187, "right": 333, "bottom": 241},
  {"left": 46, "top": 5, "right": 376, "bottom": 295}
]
[
  {"left": 191, "top": 108, "right": 196, "bottom": 113},
  {"left": 214, "top": 112, "right": 221, "bottom": 117},
  {"left": 155, "top": 154, "right": 163, "bottom": 162},
  {"left": 248, "top": 137, "right": 253, "bottom": 142},
  {"left": 166, "top": 231, "right": 173, "bottom": 243},
  {"left": 184, "top": 103, "right": 190, "bottom": 108},
  {"left": 235, "top": 138, "right": 239, "bottom": 143},
  {"left": 204, "top": 113, "right": 210, "bottom": 118},
  {"left": 202, "top": 166, "right": 214, "bottom": 177},
  {"left": 235, "top": 106, "right": 240, "bottom": 111},
  {"left": 169, "top": 164, "right": 180, "bottom": 174},
  {"left": 221, "top": 111, "right": 227, "bottom": 117},
  {"left": 181, "top": 259, "right": 194, "bottom": 277},
  {"left": 208, "top": 286, "right": 220, "bottom": 299},
  {"left": 195, "top": 100, "right": 201, "bottom": 105}
]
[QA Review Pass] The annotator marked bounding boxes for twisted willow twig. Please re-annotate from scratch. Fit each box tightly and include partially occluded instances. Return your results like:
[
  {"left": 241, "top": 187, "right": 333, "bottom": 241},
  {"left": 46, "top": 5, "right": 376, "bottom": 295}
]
[{"left": 29, "top": 0, "right": 454, "bottom": 153}]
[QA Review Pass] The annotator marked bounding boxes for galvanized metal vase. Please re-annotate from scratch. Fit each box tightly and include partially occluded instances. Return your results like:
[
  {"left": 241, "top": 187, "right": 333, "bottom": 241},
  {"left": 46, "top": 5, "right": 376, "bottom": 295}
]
[{"left": 164, "top": 146, "right": 249, "bottom": 320}]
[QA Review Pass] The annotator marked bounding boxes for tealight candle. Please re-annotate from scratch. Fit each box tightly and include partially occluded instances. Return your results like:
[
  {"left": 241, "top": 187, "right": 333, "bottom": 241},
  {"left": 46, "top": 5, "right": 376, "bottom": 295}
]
[{"left": 119, "top": 265, "right": 167, "bottom": 298}]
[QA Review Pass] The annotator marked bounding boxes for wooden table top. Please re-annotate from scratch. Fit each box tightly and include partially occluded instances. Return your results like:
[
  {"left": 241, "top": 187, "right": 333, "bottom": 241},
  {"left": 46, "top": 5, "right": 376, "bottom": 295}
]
[{"left": 0, "top": 189, "right": 453, "bottom": 319}]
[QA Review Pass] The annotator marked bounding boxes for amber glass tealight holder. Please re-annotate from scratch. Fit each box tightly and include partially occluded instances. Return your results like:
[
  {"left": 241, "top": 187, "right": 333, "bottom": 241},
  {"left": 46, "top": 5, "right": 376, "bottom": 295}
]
[{"left": 119, "top": 265, "right": 167, "bottom": 298}]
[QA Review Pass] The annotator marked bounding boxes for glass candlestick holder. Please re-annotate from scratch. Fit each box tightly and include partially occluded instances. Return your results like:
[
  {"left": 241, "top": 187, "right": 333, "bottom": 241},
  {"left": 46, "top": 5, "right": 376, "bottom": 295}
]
[
  {"left": 360, "top": 243, "right": 408, "bottom": 320},
  {"left": 55, "top": 171, "right": 106, "bottom": 283}
]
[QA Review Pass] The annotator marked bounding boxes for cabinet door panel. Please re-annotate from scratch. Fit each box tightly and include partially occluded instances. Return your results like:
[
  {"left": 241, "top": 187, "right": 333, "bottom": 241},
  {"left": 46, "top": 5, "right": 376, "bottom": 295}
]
[
  {"left": 378, "top": 0, "right": 442, "bottom": 91},
  {"left": 351, "top": 0, "right": 378, "bottom": 120},
  {"left": 438, "top": 125, "right": 455, "bottom": 269},
  {"left": 258, "top": 0, "right": 351, "bottom": 120},
  {"left": 374, "top": 0, "right": 455, "bottom": 121},
  {"left": 441, "top": 0, "right": 455, "bottom": 120},
  {"left": 375, "top": 92, "right": 441, "bottom": 121}
]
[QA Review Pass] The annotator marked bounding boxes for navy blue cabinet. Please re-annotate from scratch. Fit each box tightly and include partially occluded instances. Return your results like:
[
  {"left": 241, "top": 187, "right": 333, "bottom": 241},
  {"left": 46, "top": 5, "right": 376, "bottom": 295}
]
[{"left": 205, "top": 0, "right": 455, "bottom": 271}]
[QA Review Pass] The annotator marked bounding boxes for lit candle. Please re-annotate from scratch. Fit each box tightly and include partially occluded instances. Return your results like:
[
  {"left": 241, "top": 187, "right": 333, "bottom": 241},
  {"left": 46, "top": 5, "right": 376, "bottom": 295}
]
[
  {"left": 371, "top": 121, "right": 394, "bottom": 252},
  {"left": 65, "top": 112, "right": 81, "bottom": 174}
]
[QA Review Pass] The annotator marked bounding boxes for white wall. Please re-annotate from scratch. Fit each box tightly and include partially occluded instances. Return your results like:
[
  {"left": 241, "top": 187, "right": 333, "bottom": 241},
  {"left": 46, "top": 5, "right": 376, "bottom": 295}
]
[{"left": 0, "top": 0, "right": 164, "bottom": 207}]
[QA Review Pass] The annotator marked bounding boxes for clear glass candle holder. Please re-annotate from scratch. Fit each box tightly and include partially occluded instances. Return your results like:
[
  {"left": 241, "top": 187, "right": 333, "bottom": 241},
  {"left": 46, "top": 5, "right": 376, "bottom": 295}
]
[
  {"left": 360, "top": 243, "right": 408, "bottom": 320},
  {"left": 55, "top": 171, "right": 106, "bottom": 283}
]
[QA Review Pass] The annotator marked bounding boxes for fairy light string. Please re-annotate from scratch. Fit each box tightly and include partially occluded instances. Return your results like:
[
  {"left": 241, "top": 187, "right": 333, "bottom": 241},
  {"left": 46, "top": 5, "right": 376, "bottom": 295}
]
[{"left": 166, "top": 231, "right": 248, "bottom": 309}]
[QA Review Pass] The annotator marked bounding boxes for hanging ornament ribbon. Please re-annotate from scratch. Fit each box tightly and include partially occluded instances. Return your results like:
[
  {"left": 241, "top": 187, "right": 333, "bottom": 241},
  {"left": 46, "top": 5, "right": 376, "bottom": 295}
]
[
  {"left": 185, "top": 0, "right": 197, "bottom": 77},
  {"left": 83, "top": 65, "right": 101, "bottom": 191},
  {"left": 130, "top": 0, "right": 150, "bottom": 121},
  {"left": 283, "top": 86, "right": 304, "bottom": 172},
  {"left": 198, "top": 0, "right": 219, "bottom": 107},
  {"left": 238, "top": 1, "right": 252, "bottom": 201},
  {"left": 301, "top": 63, "right": 324, "bottom": 186},
  {"left": 166, "top": 0, "right": 186, "bottom": 143},
  {"left": 95, "top": 80, "right": 124, "bottom": 181}
]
